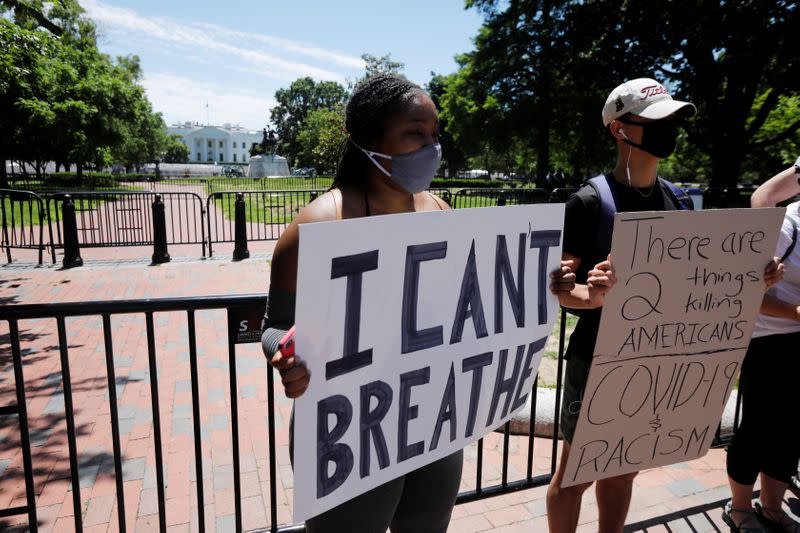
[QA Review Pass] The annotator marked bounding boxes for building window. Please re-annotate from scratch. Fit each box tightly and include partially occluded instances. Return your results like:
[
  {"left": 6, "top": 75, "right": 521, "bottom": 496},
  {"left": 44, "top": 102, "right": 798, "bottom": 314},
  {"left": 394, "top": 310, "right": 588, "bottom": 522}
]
[
  {"left": 207, "top": 140, "right": 212, "bottom": 148},
  {"left": 219, "top": 153, "right": 223, "bottom": 161},
  {"left": 243, "top": 153, "right": 247, "bottom": 162},
  {"left": 233, "top": 153, "right": 237, "bottom": 162},
  {"left": 219, "top": 141, "right": 223, "bottom": 148},
  {"left": 233, "top": 142, "right": 237, "bottom": 149},
  {"left": 197, "top": 152, "right": 201, "bottom": 161}
]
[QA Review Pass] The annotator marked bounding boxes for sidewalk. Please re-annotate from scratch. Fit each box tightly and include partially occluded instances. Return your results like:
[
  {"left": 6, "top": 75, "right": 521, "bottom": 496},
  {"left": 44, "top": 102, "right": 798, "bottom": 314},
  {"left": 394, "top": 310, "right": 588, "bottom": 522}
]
[{"left": 0, "top": 248, "right": 791, "bottom": 532}]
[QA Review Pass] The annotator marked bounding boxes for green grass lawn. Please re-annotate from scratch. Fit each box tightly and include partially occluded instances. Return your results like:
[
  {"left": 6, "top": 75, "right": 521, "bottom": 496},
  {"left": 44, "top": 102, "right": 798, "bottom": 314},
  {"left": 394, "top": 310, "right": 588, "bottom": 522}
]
[
  {"left": 142, "top": 176, "right": 334, "bottom": 195},
  {"left": 212, "top": 191, "right": 322, "bottom": 224},
  {"left": 2, "top": 188, "right": 147, "bottom": 227},
  {"left": 544, "top": 311, "right": 578, "bottom": 359},
  {"left": 2, "top": 196, "right": 46, "bottom": 227}
]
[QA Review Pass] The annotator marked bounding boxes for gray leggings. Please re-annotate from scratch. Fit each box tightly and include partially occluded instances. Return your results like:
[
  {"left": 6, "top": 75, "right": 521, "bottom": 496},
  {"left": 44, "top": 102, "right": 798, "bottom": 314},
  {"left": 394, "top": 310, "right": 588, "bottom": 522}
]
[
  {"left": 290, "top": 411, "right": 464, "bottom": 533},
  {"left": 305, "top": 450, "right": 464, "bottom": 533}
]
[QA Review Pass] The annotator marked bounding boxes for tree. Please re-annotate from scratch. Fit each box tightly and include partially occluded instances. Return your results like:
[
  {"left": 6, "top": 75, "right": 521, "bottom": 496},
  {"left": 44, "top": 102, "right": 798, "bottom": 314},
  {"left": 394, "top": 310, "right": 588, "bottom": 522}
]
[
  {"left": 163, "top": 134, "right": 190, "bottom": 164},
  {"left": 296, "top": 106, "right": 346, "bottom": 174},
  {"left": 111, "top": 56, "right": 171, "bottom": 171},
  {"left": 647, "top": 1, "right": 800, "bottom": 186},
  {"left": 427, "top": 73, "right": 467, "bottom": 177},
  {"left": 269, "top": 77, "right": 348, "bottom": 166},
  {"left": 449, "top": 0, "right": 800, "bottom": 187},
  {"left": 362, "top": 53, "right": 404, "bottom": 78},
  {"left": 347, "top": 53, "right": 406, "bottom": 90},
  {"left": 1, "top": 2, "right": 169, "bottom": 182},
  {"left": 0, "top": 19, "right": 57, "bottom": 186}
]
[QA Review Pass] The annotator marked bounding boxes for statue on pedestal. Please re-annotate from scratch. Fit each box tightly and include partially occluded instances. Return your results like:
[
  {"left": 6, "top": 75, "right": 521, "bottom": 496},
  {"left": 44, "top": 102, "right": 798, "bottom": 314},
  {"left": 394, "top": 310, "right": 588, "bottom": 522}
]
[
  {"left": 247, "top": 126, "right": 289, "bottom": 177},
  {"left": 260, "top": 127, "right": 278, "bottom": 156}
]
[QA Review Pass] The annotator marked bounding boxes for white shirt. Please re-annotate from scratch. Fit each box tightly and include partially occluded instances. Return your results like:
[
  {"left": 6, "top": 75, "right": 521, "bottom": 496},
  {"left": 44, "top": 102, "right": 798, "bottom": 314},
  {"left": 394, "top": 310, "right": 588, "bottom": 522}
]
[{"left": 753, "top": 200, "right": 800, "bottom": 337}]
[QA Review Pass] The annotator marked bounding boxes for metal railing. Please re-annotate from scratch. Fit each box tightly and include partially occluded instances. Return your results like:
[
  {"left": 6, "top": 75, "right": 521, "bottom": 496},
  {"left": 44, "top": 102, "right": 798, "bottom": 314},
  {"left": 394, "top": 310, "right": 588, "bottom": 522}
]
[
  {"left": 450, "top": 188, "right": 552, "bottom": 209},
  {"left": 47, "top": 191, "right": 206, "bottom": 258},
  {"left": 121, "top": 176, "right": 332, "bottom": 198},
  {"left": 1, "top": 293, "right": 749, "bottom": 532},
  {"left": 0, "top": 185, "right": 772, "bottom": 265},
  {"left": 206, "top": 190, "right": 326, "bottom": 256},
  {"left": 0, "top": 189, "right": 48, "bottom": 265}
]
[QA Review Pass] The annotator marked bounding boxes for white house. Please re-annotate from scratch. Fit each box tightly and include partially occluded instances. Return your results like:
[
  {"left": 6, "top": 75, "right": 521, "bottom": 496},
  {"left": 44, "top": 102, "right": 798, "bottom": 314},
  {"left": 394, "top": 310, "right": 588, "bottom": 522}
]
[{"left": 166, "top": 122, "right": 263, "bottom": 164}]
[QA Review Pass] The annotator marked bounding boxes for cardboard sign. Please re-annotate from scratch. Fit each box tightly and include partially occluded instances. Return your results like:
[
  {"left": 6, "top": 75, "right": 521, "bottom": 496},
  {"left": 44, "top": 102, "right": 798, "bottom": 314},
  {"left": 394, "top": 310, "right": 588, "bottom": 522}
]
[
  {"left": 292, "top": 205, "right": 564, "bottom": 521},
  {"left": 562, "top": 208, "right": 785, "bottom": 486}
]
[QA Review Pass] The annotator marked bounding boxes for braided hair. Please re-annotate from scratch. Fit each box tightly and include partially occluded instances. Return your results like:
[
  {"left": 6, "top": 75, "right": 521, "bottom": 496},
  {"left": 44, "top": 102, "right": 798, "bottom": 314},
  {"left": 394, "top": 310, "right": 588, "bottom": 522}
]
[{"left": 332, "top": 73, "right": 423, "bottom": 190}]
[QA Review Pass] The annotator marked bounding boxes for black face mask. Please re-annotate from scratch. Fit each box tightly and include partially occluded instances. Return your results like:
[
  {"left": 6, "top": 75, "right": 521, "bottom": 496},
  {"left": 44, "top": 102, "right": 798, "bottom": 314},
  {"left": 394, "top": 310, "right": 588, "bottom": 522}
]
[{"left": 621, "top": 120, "right": 679, "bottom": 159}]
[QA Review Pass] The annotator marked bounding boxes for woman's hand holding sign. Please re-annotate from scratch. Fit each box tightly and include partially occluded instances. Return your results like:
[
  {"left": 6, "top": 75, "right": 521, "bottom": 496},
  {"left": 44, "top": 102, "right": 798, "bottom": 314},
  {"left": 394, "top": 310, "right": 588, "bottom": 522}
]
[
  {"left": 270, "top": 326, "right": 311, "bottom": 399},
  {"left": 763, "top": 257, "right": 784, "bottom": 290}
]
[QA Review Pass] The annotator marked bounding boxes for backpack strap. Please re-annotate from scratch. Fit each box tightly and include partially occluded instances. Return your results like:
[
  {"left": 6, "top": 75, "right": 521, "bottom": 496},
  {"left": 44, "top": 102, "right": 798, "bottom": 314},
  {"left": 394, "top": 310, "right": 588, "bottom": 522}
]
[
  {"left": 779, "top": 216, "right": 798, "bottom": 264},
  {"left": 587, "top": 174, "right": 620, "bottom": 257},
  {"left": 660, "top": 178, "right": 694, "bottom": 211},
  {"left": 585, "top": 175, "right": 691, "bottom": 267}
]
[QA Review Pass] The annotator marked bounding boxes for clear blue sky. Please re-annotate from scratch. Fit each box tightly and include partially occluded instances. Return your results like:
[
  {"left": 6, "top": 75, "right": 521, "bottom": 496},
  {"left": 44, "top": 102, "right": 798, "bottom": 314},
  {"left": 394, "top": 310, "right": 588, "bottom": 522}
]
[{"left": 81, "top": 0, "right": 485, "bottom": 130}]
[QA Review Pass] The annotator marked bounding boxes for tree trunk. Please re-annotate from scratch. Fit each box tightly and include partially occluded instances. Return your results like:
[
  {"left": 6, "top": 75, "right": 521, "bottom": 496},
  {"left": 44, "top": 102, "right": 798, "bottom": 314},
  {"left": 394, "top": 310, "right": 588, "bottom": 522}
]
[
  {"left": 708, "top": 130, "right": 746, "bottom": 189},
  {"left": 535, "top": 0, "right": 553, "bottom": 185}
]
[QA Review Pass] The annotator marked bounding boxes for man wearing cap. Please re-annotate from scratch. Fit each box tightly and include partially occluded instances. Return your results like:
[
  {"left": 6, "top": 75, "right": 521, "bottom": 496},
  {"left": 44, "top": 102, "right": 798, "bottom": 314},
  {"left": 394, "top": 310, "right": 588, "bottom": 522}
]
[
  {"left": 546, "top": 78, "right": 784, "bottom": 532},
  {"left": 545, "top": 78, "right": 697, "bottom": 533}
]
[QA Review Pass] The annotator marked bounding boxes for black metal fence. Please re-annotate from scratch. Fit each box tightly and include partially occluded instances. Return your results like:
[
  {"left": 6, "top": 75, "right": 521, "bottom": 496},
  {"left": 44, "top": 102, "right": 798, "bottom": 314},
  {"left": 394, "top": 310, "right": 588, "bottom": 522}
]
[
  {"left": 0, "top": 189, "right": 48, "bottom": 265},
  {"left": 47, "top": 191, "right": 206, "bottom": 259},
  {"left": 121, "top": 176, "right": 332, "bottom": 197},
  {"left": 0, "top": 184, "right": 767, "bottom": 265},
  {"left": 206, "top": 190, "right": 327, "bottom": 256},
  {"left": 450, "top": 188, "right": 553, "bottom": 209},
  {"left": 1, "top": 294, "right": 752, "bottom": 533}
]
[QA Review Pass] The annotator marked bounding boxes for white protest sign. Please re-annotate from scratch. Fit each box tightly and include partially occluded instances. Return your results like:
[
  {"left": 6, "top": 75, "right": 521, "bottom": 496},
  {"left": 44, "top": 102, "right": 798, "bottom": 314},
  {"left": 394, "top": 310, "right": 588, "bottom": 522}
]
[
  {"left": 292, "top": 204, "right": 564, "bottom": 521},
  {"left": 562, "top": 208, "right": 785, "bottom": 487}
]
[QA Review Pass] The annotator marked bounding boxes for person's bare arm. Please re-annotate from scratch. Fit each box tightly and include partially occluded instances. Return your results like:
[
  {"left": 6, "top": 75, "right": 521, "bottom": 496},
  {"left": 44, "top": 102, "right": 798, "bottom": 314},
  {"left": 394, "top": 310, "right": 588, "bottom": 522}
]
[
  {"left": 268, "top": 191, "right": 340, "bottom": 398},
  {"left": 751, "top": 166, "right": 800, "bottom": 208},
  {"left": 760, "top": 293, "right": 800, "bottom": 321}
]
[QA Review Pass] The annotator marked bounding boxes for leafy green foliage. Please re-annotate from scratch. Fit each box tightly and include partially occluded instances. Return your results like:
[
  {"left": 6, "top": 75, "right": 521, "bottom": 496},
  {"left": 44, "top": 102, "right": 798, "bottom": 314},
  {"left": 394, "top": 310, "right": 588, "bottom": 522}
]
[
  {"left": 163, "top": 134, "right": 190, "bottom": 164},
  {"left": 442, "top": 0, "right": 800, "bottom": 187},
  {"left": 269, "top": 77, "right": 348, "bottom": 166},
  {"left": 296, "top": 107, "right": 346, "bottom": 174},
  {"left": 0, "top": 2, "right": 173, "bottom": 186}
]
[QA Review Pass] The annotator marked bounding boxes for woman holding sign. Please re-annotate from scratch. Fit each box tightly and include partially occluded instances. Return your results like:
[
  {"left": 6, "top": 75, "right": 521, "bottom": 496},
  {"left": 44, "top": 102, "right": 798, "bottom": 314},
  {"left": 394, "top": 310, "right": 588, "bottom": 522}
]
[
  {"left": 262, "top": 72, "right": 576, "bottom": 532},
  {"left": 723, "top": 159, "right": 800, "bottom": 533}
]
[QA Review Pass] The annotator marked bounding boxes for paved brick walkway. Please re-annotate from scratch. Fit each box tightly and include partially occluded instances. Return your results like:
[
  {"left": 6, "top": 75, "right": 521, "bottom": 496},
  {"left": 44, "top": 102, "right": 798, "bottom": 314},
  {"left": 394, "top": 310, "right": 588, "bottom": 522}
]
[{"left": 1, "top": 249, "right": 796, "bottom": 532}]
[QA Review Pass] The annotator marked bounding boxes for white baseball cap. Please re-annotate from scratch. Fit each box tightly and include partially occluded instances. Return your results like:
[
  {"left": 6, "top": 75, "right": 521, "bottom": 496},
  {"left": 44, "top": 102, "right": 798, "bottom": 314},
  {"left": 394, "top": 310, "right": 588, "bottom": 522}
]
[{"left": 602, "top": 78, "right": 696, "bottom": 127}]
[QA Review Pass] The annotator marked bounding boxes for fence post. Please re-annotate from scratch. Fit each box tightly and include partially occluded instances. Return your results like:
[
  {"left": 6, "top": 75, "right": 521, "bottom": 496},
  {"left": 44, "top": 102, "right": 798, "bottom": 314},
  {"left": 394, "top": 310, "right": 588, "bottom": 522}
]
[
  {"left": 233, "top": 192, "right": 249, "bottom": 261},
  {"left": 61, "top": 195, "right": 83, "bottom": 268},
  {"left": 151, "top": 194, "right": 171, "bottom": 264},
  {"left": 1, "top": 193, "right": 11, "bottom": 263},
  {"left": 310, "top": 191, "right": 318, "bottom": 202}
]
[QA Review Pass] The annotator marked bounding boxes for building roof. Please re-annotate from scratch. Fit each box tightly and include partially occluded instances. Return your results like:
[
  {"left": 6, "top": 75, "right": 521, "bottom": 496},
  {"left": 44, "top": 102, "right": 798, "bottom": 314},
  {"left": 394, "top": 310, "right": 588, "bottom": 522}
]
[{"left": 166, "top": 122, "right": 261, "bottom": 136}]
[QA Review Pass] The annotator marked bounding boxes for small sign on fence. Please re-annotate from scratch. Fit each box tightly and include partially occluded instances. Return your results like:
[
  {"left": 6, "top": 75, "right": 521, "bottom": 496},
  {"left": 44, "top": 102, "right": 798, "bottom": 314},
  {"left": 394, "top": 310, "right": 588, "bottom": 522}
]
[{"left": 228, "top": 303, "right": 267, "bottom": 344}]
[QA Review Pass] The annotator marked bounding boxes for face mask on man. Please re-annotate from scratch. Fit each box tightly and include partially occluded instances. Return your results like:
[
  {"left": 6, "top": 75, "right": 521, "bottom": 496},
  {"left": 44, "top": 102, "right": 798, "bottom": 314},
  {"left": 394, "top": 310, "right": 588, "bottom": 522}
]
[
  {"left": 353, "top": 140, "right": 442, "bottom": 194},
  {"left": 619, "top": 119, "right": 679, "bottom": 159}
]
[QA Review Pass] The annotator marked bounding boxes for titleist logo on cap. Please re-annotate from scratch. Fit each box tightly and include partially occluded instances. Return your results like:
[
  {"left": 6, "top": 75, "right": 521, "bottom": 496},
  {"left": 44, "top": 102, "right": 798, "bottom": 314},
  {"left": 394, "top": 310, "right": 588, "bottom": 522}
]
[{"left": 640, "top": 85, "right": 669, "bottom": 100}]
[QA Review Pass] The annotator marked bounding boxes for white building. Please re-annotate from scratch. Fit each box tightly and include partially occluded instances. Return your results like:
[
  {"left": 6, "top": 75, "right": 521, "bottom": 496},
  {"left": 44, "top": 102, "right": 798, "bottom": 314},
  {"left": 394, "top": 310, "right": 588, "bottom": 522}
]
[{"left": 166, "top": 122, "right": 263, "bottom": 164}]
